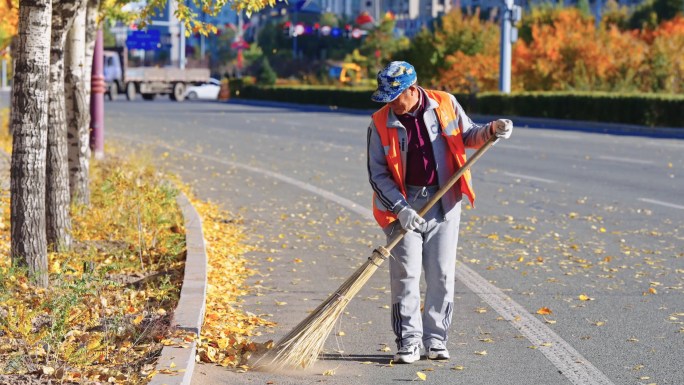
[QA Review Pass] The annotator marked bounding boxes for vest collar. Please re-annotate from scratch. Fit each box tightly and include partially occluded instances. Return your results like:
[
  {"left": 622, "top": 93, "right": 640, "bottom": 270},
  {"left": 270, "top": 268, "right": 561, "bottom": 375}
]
[{"left": 385, "top": 87, "right": 439, "bottom": 128}]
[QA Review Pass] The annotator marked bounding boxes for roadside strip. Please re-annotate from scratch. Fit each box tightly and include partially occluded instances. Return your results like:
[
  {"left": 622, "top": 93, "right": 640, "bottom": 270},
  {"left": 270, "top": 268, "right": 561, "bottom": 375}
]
[
  {"left": 149, "top": 192, "right": 208, "bottom": 385},
  {"left": 112, "top": 132, "right": 615, "bottom": 385}
]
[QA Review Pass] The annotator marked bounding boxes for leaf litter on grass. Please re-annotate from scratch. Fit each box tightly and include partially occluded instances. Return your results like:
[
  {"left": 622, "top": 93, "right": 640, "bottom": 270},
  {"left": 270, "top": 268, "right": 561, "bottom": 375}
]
[{"left": 0, "top": 139, "right": 273, "bottom": 383}]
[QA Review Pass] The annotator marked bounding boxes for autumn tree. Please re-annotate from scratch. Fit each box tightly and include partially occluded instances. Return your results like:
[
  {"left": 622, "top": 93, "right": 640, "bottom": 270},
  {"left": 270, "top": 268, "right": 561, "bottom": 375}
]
[
  {"left": 648, "top": 16, "right": 684, "bottom": 92},
  {"left": 437, "top": 9, "right": 500, "bottom": 93},
  {"left": 399, "top": 9, "right": 499, "bottom": 89},
  {"left": 11, "top": 0, "right": 52, "bottom": 287},
  {"left": 0, "top": 0, "right": 19, "bottom": 51},
  {"left": 11, "top": 0, "right": 277, "bottom": 286},
  {"left": 359, "top": 14, "right": 410, "bottom": 75},
  {"left": 512, "top": 7, "right": 650, "bottom": 92},
  {"left": 46, "top": 0, "right": 85, "bottom": 251}
]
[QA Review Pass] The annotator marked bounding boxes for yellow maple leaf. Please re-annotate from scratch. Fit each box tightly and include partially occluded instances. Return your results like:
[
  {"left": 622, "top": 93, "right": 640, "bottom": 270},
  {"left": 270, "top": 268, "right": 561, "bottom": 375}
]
[
  {"left": 578, "top": 294, "right": 593, "bottom": 301},
  {"left": 416, "top": 371, "right": 427, "bottom": 381}
]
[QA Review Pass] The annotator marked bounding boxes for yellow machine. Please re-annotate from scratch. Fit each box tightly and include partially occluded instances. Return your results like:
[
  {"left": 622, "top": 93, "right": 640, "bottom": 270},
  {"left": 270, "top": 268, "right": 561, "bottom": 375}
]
[{"left": 329, "top": 62, "right": 362, "bottom": 84}]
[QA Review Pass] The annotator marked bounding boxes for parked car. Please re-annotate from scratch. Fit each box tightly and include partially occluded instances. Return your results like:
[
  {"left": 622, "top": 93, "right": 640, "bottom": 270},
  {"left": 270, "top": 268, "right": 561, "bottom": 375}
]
[{"left": 183, "top": 78, "right": 221, "bottom": 100}]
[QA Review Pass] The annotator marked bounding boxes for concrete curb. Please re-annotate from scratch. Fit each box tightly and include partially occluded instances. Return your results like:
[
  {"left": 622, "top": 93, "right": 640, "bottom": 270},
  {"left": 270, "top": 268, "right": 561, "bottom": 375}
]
[{"left": 149, "top": 192, "right": 207, "bottom": 385}]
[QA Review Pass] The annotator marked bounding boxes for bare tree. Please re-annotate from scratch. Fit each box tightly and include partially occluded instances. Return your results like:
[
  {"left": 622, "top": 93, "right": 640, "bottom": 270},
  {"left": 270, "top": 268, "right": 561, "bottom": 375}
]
[
  {"left": 11, "top": 0, "right": 53, "bottom": 288},
  {"left": 46, "top": 0, "right": 84, "bottom": 250}
]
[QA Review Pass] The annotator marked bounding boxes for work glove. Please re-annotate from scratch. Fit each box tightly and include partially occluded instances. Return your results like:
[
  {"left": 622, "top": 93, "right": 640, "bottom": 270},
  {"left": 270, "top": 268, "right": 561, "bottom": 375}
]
[
  {"left": 397, "top": 206, "right": 426, "bottom": 232},
  {"left": 492, "top": 119, "right": 513, "bottom": 139}
]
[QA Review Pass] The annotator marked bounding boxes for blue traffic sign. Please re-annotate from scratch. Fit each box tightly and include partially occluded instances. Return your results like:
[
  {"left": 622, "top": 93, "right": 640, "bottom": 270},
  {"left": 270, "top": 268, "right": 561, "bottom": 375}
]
[{"left": 126, "top": 30, "right": 161, "bottom": 50}]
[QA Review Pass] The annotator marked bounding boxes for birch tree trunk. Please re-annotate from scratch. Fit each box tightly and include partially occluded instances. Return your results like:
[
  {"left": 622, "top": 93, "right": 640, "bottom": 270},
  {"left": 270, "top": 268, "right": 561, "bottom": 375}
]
[
  {"left": 46, "top": 0, "right": 82, "bottom": 250},
  {"left": 11, "top": 0, "right": 53, "bottom": 288},
  {"left": 65, "top": 2, "right": 89, "bottom": 205},
  {"left": 84, "top": 0, "right": 100, "bottom": 92}
]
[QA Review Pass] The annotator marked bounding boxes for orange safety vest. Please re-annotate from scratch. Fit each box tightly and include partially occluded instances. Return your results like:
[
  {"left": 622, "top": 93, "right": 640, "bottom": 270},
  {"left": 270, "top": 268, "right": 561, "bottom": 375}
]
[{"left": 371, "top": 90, "right": 476, "bottom": 228}]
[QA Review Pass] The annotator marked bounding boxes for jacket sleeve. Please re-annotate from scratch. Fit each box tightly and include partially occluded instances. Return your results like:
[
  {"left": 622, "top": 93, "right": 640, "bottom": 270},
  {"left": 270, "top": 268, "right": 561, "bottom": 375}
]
[
  {"left": 451, "top": 95, "right": 495, "bottom": 149},
  {"left": 367, "top": 120, "right": 408, "bottom": 214}
]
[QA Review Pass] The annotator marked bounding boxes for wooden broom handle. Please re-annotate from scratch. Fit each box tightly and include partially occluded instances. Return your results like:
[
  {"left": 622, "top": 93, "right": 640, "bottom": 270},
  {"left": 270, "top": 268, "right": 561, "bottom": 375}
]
[{"left": 385, "top": 135, "right": 499, "bottom": 251}]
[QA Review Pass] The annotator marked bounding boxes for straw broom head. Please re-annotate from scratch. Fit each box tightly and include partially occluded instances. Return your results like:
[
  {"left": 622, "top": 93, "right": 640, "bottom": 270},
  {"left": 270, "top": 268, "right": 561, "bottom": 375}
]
[{"left": 252, "top": 246, "right": 391, "bottom": 371}]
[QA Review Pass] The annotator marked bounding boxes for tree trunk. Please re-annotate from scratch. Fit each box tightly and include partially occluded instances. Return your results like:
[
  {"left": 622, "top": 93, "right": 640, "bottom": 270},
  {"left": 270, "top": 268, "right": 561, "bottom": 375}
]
[
  {"left": 65, "top": 1, "right": 89, "bottom": 205},
  {"left": 46, "top": 0, "right": 82, "bottom": 251},
  {"left": 84, "top": 0, "right": 100, "bottom": 91},
  {"left": 11, "top": 0, "right": 53, "bottom": 288}
]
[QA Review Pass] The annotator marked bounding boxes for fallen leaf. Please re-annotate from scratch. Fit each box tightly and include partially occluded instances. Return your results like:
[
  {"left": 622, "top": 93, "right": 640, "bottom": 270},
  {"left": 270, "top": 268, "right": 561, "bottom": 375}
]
[
  {"left": 537, "top": 307, "right": 552, "bottom": 315},
  {"left": 322, "top": 369, "right": 335, "bottom": 376},
  {"left": 578, "top": 294, "right": 593, "bottom": 301},
  {"left": 452, "top": 365, "right": 465, "bottom": 371},
  {"left": 416, "top": 371, "right": 427, "bottom": 381},
  {"left": 475, "top": 350, "right": 487, "bottom": 356}
]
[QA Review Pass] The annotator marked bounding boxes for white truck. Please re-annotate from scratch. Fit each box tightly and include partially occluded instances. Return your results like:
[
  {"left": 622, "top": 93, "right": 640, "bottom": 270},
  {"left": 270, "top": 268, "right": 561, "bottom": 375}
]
[{"left": 104, "top": 48, "right": 210, "bottom": 102}]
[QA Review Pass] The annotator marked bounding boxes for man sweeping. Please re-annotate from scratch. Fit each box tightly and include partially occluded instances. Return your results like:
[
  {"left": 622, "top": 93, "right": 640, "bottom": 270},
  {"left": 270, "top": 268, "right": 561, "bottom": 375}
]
[{"left": 366, "top": 61, "right": 513, "bottom": 363}]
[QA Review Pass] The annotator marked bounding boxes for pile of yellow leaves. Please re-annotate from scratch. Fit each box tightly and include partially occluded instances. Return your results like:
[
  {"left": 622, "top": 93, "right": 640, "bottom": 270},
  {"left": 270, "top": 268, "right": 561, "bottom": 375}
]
[{"left": 186, "top": 194, "right": 275, "bottom": 369}]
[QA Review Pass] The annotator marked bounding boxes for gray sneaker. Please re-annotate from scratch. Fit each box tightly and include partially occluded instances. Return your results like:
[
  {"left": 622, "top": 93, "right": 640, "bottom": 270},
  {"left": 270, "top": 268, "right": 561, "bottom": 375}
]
[
  {"left": 394, "top": 343, "right": 421, "bottom": 364},
  {"left": 427, "top": 342, "right": 450, "bottom": 360}
]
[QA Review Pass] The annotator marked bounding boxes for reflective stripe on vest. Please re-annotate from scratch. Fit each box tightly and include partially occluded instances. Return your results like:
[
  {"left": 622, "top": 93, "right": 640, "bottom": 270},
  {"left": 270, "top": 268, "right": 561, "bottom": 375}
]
[{"left": 370, "top": 90, "right": 476, "bottom": 228}]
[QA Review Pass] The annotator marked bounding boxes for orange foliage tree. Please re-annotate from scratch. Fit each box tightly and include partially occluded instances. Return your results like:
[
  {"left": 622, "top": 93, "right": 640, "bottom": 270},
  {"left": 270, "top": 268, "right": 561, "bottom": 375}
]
[
  {"left": 0, "top": 0, "right": 18, "bottom": 54},
  {"left": 435, "top": 9, "right": 500, "bottom": 93},
  {"left": 512, "top": 8, "right": 650, "bottom": 92},
  {"left": 648, "top": 16, "right": 684, "bottom": 93}
]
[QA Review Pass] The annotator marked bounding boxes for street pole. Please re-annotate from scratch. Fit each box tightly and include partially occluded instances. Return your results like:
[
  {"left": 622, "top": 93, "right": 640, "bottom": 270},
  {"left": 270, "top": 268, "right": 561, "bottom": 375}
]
[
  {"left": 1, "top": 58, "right": 6, "bottom": 90},
  {"left": 499, "top": 0, "right": 513, "bottom": 94},
  {"left": 499, "top": 0, "right": 520, "bottom": 94},
  {"left": 180, "top": 21, "right": 186, "bottom": 69},
  {"left": 90, "top": 28, "right": 105, "bottom": 159}
]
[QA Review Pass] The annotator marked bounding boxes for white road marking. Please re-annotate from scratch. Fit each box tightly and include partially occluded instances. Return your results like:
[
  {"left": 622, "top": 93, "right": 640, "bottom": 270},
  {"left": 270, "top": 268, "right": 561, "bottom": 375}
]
[
  {"left": 639, "top": 198, "right": 684, "bottom": 210},
  {"left": 110, "top": 132, "right": 373, "bottom": 219},
  {"left": 597, "top": 155, "right": 653, "bottom": 165},
  {"left": 497, "top": 144, "right": 534, "bottom": 151},
  {"left": 456, "top": 264, "right": 616, "bottom": 385},
  {"left": 504, "top": 172, "right": 557, "bottom": 184},
  {"left": 113, "top": 131, "right": 616, "bottom": 385}
]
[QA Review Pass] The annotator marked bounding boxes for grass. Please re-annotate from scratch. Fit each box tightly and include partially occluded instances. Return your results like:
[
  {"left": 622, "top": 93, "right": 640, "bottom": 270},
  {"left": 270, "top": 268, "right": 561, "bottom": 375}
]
[{"left": 0, "top": 146, "right": 186, "bottom": 383}]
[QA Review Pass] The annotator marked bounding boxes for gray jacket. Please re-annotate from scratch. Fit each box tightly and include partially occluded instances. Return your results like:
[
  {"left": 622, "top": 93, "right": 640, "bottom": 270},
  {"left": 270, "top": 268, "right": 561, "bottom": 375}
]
[{"left": 366, "top": 87, "right": 493, "bottom": 227}]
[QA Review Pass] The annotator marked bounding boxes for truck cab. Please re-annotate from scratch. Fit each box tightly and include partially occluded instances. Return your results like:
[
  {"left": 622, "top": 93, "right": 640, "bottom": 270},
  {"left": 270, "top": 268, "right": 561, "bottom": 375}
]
[{"left": 104, "top": 50, "right": 123, "bottom": 100}]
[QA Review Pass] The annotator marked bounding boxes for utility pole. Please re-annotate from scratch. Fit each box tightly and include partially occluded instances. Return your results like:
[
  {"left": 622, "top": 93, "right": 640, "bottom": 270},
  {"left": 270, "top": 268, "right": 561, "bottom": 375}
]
[
  {"left": 1, "top": 57, "right": 6, "bottom": 90},
  {"left": 499, "top": 0, "right": 521, "bottom": 94},
  {"left": 90, "top": 29, "right": 105, "bottom": 159}
]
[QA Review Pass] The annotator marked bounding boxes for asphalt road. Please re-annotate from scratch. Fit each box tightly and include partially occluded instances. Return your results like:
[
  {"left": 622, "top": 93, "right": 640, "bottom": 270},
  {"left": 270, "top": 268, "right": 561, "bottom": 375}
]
[{"left": 102, "top": 99, "right": 683, "bottom": 385}]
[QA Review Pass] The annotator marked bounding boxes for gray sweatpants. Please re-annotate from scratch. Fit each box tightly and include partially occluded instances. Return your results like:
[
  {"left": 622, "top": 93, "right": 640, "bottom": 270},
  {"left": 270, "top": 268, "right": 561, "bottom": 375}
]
[{"left": 384, "top": 185, "right": 461, "bottom": 349}]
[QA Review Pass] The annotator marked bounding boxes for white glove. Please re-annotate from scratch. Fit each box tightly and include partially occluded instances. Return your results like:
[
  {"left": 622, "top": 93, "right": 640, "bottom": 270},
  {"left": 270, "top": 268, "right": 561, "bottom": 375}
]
[
  {"left": 397, "top": 207, "right": 426, "bottom": 232},
  {"left": 492, "top": 119, "right": 513, "bottom": 139}
]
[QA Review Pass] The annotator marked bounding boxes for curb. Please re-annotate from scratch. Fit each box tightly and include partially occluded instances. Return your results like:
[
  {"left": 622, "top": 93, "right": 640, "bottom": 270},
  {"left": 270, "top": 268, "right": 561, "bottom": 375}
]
[
  {"left": 225, "top": 98, "right": 684, "bottom": 139},
  {"left": 149, "top": 192, "right": 207, "bottom": 385}
]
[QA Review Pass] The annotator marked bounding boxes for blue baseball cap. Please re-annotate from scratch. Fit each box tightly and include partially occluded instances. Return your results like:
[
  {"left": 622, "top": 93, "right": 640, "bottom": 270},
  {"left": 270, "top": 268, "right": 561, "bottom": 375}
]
[{"left": 371, "top": 61, "right": 417, "bottom": 103}]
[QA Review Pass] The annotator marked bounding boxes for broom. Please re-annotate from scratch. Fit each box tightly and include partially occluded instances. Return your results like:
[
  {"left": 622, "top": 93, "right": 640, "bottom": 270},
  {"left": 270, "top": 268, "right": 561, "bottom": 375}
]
[{"left": 254, "top": 135, "right": 499, "bottom": 370}]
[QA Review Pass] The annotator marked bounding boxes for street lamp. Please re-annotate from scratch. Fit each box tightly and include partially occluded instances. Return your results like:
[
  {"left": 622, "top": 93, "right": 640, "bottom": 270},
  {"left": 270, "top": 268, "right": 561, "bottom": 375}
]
[{"left": 499, "top": 0, "right": 521, "bottom": 93}]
